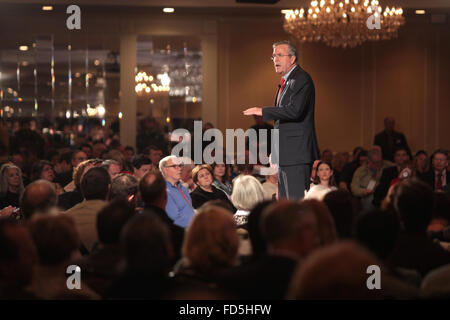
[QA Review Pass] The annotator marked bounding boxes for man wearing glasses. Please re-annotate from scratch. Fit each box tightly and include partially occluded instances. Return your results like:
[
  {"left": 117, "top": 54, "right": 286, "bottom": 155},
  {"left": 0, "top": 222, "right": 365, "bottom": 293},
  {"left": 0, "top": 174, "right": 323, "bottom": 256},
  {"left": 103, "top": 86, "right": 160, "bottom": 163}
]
[
  {"left": 244, "top": 41, "right": 319, "bottom": 200},
  {"left": 159, "top": 155, "right": 194, "bottom": 228}
]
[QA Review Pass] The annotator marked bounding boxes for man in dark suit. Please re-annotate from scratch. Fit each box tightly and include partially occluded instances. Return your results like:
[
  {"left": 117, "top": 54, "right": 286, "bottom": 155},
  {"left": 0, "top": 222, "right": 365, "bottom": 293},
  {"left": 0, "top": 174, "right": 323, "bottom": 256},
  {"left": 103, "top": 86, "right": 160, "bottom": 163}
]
[
  {"left": 420, "top": 149, "right": 449, "bottom": 193},
  {"left": 374, "top": 117, "right": 411, "bottom": 162},
  {"left": 244, "top": 41, "right": 319, "bottom": 200}
]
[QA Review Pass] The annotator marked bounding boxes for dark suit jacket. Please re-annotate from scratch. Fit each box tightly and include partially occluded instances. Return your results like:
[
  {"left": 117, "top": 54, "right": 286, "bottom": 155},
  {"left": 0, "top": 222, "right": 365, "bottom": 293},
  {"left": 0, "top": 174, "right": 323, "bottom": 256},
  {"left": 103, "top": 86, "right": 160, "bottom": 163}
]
[
  {"left": 373, "top": 165, "right": 398, "bottom": 207},
  {"left": 373, "top": 130, "right": 411, "bottom": 162},
  {"left": 190, "top": 186, "right": 235, "bottom": 211},
  {"left": 420, "top": 169, "right": 450, "bottom": 192},
  {"left": 262, "top": 65, "right": 319, "bottom": 166}
]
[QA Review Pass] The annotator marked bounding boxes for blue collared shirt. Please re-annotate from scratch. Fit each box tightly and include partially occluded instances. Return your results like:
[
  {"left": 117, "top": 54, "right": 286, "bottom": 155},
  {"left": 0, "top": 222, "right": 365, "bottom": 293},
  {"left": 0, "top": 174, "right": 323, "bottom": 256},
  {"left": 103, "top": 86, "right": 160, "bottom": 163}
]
[
  {"left": 283, "top": 64, "right": 297, "bottom": 82},
  {"left": 165, "top": 180, "right": 194, "bottom": 228}
]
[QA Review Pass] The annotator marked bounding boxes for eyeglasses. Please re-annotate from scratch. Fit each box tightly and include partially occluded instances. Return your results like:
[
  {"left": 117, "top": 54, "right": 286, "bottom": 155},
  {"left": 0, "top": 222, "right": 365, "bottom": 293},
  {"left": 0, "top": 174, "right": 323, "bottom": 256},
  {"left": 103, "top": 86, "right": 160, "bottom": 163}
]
[
  {"left": 165, "top": 164, "right": 184, "bottom": 169},
  {"left": 270, "top": 54, "right": 291, "bottom": 61}
]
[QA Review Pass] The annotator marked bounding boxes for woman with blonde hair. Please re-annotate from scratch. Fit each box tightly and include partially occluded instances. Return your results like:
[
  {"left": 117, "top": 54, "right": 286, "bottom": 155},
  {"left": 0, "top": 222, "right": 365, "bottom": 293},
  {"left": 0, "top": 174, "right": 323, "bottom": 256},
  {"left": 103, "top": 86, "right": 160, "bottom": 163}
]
[
  {"left": 0, "top": 163, "right": 25, "bottom": 209},
  {"left": 230, "top": 175, "right": 265, "bottom": 228}
]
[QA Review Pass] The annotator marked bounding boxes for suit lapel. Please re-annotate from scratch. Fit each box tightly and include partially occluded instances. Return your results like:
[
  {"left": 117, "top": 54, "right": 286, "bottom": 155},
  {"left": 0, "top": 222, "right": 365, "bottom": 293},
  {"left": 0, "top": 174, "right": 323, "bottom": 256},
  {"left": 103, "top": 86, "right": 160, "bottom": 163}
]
[{"left": 276, "top": 65, "right": 300, "bottom": 106}]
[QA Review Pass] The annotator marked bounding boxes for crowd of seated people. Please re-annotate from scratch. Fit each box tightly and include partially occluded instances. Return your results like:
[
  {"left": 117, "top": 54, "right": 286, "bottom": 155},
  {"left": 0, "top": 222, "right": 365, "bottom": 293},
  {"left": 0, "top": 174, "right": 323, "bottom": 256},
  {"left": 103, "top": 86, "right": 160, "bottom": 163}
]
[{"left": 0, "top": 116, "right": 449, "bottom": 300}]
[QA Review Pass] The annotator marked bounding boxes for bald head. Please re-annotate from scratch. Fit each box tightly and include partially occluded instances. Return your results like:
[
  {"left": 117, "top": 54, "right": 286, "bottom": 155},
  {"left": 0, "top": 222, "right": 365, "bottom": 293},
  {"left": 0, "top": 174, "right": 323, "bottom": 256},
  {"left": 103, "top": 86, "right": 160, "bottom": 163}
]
[
  {"left": 20, "top": 180, "right": 58, "bottom": 219},
  {"left": 139, "top": 171, "right": 167, "bottom": 209}
]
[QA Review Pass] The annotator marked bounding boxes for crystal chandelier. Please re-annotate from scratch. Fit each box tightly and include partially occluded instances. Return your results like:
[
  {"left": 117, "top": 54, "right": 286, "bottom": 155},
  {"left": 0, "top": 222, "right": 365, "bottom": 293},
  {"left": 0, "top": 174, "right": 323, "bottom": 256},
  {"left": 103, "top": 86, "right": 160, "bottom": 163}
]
[{"left": 283, "top": 0, "right": 405, "bottom": 48}]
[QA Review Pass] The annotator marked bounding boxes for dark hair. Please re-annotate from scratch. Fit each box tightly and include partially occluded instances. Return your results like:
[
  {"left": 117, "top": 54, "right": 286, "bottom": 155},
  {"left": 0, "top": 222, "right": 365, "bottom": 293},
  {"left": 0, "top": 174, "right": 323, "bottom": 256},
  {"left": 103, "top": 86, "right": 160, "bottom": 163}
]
[
  {"left": 139, "top": 171, "right": 166, "bottom": 206},
  {"left": 211, "top": 162, "right": 231, "bottom": 184},
  {"left": 312, "top": 161, "right": 335, "bottom": 186},
  {"left": 132, "top": 154, "right": 152, "bottom": 170},
  {"left": 81, "top": 167, "right": 111, "bottom": 200},
  {"left": 58, "top": 151, "right": 73, "bottom": 165},
  {"left": 124, "top": 146, "right": 135, "bottom": 153},
  {"left": 261, "top": 201, "right": 314, "bottom": 246},
  {"left": 356, "top": 150, "right": 368, "bottom": 164},
  {"left": 247, "top": 200, "right": 273, "bottom": 259},
  {"left": 96, "top": 199, "right": 135, "bottom": 245},
  {"left": 415, "top": 150, "right": 427, "bottom": 158},
  {"left": 143, "top": 145, "right": 162, "bottom": 155},
  {"left": 121, "top": 211, "right": 171, "bottom": 274},
  {"left": 323, "top": 189, "right": 355, "bottom": 239},
  {"left": 431, "top": 149, "right": 448, "bottom": 161},
  {"left": 29, "top": 215, "right": 80, "bottom": 266},
  {"left": 30, "top": 160, "right": 54, "bottom": 182},
  {"left": 110, "top": 173, "right": 138, "bottom": 201},
  {"left": 80, "top": 143, "right": 93, "bottom": 152},
  {"left": 20, "top": 180, "right": 58, "bottom": 220},
  {"left": 356, "top": 209, "right": 400, "bottom": 260},
  {"left": 393, "top": 147, "right": 411, "bottom": 159},
  {"left": 394, "top": 179, "right": 434, "bottom": 233}
]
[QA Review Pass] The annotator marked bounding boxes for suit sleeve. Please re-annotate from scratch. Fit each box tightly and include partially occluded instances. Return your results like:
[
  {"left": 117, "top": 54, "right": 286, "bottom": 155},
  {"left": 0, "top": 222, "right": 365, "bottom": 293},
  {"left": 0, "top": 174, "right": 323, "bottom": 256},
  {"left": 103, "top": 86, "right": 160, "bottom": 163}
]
[{"left": 262, "top": 78, "right": 313, "bottom": 122}]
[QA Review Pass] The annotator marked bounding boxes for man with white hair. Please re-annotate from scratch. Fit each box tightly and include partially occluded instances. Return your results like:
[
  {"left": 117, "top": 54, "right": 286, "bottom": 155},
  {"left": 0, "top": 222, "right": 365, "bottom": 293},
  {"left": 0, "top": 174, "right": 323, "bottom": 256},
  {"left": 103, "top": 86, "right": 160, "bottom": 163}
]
[{"left": 159, "top": 155, "right": 194, "bottom": 228}]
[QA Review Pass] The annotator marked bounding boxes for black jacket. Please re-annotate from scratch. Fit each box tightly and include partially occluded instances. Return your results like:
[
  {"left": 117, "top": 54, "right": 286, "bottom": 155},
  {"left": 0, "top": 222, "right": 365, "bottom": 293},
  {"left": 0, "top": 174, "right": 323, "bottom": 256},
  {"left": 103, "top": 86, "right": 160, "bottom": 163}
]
[
  {"left": 190, "top": 186, "right": 235, "bottom": 212},
  {"left": 262, "top": 65, "right": 319, "bottom": 166}
]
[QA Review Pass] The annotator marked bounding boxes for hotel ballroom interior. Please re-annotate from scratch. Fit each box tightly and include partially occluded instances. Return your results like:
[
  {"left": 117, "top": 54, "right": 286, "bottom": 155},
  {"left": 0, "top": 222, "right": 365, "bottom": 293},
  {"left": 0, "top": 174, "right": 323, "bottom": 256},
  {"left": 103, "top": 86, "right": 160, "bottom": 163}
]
[{"left": 0, "top": 0, "right": 449, "bottom": 302}]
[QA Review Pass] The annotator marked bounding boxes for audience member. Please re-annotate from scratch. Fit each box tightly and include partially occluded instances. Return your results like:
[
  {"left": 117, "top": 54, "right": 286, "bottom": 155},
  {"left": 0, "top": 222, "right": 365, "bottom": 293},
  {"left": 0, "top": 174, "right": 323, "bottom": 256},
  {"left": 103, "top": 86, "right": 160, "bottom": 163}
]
[
  {"left": 231, "top": 174, "right": 265, "bottom": 228},
  {"left": 179, "top": 157, "right": 196, "bottom": 192},
  {"left": 145, "top": 145, "right": 164, "bottom": 167},
  {"left": 21, "top": 180, "right": 58, "bottom": 220},
  {"left": 421, "top": 149, "right": 449, "bottom": 192},
  {"left": 190, "top": 164, "right": 234, "bottom": 210},
  {"left": 132, "top": 154, "right": 153, "bottom": 180},
  {"left": 351, "top": 145, "right": 392, "bottom": 211},
  {"left": 219, "top": 201, "right": 319, "bottom": 300},
  {"left": 27, "top": 213, "right": 98, "bottom": 299},
  {"left": 110, "top": 173, "right": 138, "bottom": 204},
  {"left": 74, "top": 199, "right": 135, "bottom": 297},
  {"left": 30, "top": 160, "right": 64, "bottom": 195},
  {"left": 101, "top": 159, "right": 121, "bottom": 179},
  {"left": 356, "top": 209, "right": 422, "bottom": 288},
  {"left": 413, "top": 150, "right": 429, "bottom": 180},
  {"left": 105, "top": 212, "right": 174, "bottom": 299},
  {"left": 58, "top": 159, "right": 102, "bottom": 210},
  {"left": 288, "top": 242, "right": 384, "bottom": 300},
  {"left": 323, "top": 189, "right": 355, "bottom": 239},
  {"left": 301, "top": 199, "right": 338, "bottom": 246},
  {"left": 212, "top": 162, "right": 233, "bottom": 196},
  {"left": 372, "top": 147, "right": 411, "bottom": 207},
  {"left": 387, "top": 179, "right": 450, "bottom": 277},
  {"left": 173, "top": 205, "right": 239, "bottom": 297},
  {"left": 65, "top": 166, "right": 111, "bottom": 253},
  {"left": 261, "top": 166, "right": 278, "bottom": 200},
  {"left": 305, "top": 161, "right": 337, "bottom": 200},
  {"left": 139, "top": 170, "right": 185, "bottom": 265},
  {"left": 54, "top": 151, "right": 73, "bottom": 188},
  {"left": 0, "top": 163, "right": 24, "bottom": 209},
  {"left": 339, "top": 148, "right": 367, "bottom": 192},
  {"left": 159, "top": 156, "right": 194, "bottom": 229},
  {"left": 374, "top": 117, "right": 411, "bottom": 162},
  {"left": 0, "top": 219, "right": 37, "bottom": 299}
]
